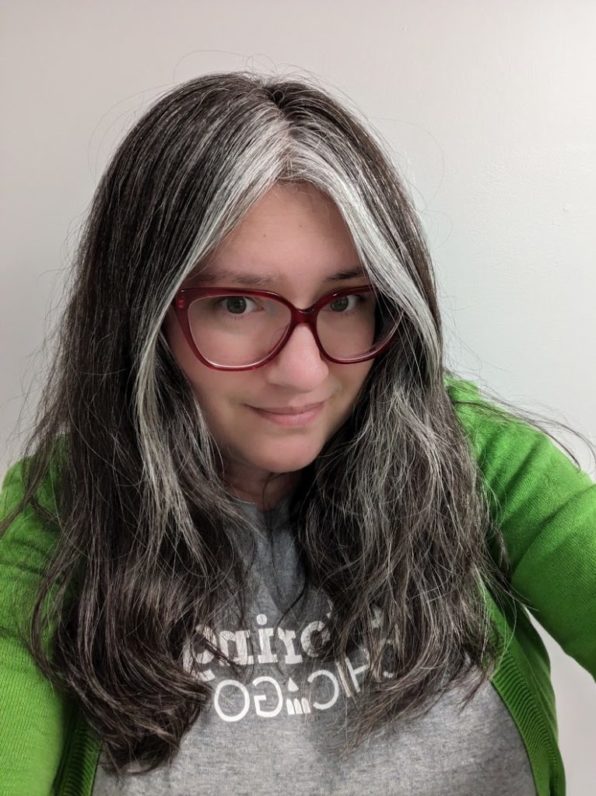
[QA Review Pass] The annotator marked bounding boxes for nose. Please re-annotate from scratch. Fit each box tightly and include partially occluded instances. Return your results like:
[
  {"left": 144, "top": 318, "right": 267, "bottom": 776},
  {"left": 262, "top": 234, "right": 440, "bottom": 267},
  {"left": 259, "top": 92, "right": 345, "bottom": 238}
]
[{"left": 265, "top": 322, "right": 330, "bottom": 389}]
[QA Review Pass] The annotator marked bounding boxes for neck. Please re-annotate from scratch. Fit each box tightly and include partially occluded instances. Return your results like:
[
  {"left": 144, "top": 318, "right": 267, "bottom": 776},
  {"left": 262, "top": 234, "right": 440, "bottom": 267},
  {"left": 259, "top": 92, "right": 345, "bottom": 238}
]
[{"left": 225, "top": 469, "right": 299, "bottom": 511}]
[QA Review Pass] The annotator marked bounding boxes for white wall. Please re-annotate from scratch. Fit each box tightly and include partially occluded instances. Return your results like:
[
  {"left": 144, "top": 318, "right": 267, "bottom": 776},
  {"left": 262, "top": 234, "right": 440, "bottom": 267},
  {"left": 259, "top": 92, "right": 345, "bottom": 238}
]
[{"left": 1, "top": 1, "right": 594, "bottom": 791}]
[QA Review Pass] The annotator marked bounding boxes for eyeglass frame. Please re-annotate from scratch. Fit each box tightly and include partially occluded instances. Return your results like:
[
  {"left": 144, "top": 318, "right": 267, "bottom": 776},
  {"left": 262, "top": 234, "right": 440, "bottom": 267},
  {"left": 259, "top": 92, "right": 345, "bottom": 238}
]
[{"left": 171, "top": 285, "right": 402, "bottom": 371}]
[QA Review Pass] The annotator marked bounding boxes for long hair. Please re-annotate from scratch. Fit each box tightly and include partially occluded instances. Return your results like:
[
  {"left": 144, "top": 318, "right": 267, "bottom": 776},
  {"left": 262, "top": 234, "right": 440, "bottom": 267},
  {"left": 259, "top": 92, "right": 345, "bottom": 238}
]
[{"left": 1, "top": 71, "right": 592, "bottom": 774}]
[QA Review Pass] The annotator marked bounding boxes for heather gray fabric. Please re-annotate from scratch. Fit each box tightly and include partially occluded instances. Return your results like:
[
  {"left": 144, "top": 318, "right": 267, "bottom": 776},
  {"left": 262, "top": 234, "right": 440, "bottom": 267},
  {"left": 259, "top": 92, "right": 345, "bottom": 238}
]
[{"left": 93, "top": 497, "right": 536, "bottom": 795}]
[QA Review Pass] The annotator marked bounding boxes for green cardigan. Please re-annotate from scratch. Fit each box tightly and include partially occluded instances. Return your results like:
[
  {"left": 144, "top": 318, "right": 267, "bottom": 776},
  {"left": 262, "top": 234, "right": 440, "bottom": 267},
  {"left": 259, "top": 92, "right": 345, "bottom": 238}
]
[{"left": 0, "top": 377, "right": 594, "bottom": 795}]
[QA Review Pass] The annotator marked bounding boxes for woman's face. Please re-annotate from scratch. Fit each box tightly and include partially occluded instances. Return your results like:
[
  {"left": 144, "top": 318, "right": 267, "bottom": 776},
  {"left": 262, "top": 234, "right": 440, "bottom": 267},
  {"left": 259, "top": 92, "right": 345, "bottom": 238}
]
[{"left": 164, "top": 182, "right": 374, "bottom": 503}]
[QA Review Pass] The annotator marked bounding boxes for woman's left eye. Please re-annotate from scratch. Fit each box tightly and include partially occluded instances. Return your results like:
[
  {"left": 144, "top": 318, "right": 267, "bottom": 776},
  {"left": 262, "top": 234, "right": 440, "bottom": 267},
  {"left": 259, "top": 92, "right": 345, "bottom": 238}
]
[{"left": 328, "top": 295, "right": 360, "bottom": 312}]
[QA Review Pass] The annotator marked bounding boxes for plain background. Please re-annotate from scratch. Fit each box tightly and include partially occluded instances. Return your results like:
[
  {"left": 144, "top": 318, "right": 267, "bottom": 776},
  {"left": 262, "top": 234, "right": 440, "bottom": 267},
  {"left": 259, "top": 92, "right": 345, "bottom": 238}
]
[{"left": 1, "top": 1, "right": 594, "bottom": 792}]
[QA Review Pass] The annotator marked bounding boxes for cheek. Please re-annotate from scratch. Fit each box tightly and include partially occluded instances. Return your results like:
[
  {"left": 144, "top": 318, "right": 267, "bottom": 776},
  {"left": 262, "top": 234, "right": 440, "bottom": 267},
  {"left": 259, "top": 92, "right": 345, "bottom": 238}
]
[
  {"left": 163, "top": 329, "right": 212, "bottom": 426},
  {"left": 164, "top": 312, "right": 189, "bottom": 370},
  {"left": 176, "top": 364, "right": 237, "bottom": 417},
  {"left": 164, "top": 312, "right": 219, "bottom": 396},
  {"left": 341, "top": 360, "right": 374, "bottom": 398}
]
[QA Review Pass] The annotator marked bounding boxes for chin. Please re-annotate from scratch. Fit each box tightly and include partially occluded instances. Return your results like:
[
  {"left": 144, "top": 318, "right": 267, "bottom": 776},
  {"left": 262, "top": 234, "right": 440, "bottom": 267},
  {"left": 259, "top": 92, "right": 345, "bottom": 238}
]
[{"left": 250, "top": 440, "right": 325, "bottom": 474}]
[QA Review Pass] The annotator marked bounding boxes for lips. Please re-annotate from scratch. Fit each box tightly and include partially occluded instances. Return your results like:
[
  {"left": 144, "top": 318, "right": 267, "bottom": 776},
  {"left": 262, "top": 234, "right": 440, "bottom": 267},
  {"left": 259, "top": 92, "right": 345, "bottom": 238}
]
[
  {"left": 254, "top": 402, "right": 325, "bottom": 415},
  {"left": 249, "top": 401, "right": 326, "bottom": 427}
]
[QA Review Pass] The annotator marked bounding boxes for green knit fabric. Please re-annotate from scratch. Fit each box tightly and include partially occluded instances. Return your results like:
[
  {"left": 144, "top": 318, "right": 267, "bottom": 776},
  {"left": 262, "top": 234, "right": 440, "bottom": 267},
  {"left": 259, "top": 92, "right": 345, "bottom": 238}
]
[{"left": 0, "top": 376, "right": 594, "bottom": 795}]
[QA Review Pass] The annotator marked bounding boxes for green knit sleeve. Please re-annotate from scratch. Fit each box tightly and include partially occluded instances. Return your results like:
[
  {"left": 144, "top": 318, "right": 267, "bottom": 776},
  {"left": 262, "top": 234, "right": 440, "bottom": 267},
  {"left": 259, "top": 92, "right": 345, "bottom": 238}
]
[
  {"left": 0, "top": 459, "right": 72, "bottom": 795},
  {"left": 446, "top": 375, "right": 596, "bottom": 681}
]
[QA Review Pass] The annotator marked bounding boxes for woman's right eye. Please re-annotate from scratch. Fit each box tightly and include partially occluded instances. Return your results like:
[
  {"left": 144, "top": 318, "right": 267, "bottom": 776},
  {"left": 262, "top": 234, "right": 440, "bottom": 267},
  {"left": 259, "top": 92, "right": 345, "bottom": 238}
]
[{"left": 215, "top": 296, "right": 258, "bottom": 315}]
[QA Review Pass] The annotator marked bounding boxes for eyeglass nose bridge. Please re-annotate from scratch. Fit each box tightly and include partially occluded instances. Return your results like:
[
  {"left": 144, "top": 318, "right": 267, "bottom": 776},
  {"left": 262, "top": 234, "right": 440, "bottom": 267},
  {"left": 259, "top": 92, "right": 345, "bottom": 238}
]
[{"left": 271, "top": 303, "right": 329, "bottom": 360}]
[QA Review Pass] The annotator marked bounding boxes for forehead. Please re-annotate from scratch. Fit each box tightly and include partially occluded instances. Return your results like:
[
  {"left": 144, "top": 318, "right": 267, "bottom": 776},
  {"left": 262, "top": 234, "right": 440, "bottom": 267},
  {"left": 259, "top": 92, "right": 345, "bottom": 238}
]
[{"left": 191, "top": 183, "right": 364, "bottom": 289}]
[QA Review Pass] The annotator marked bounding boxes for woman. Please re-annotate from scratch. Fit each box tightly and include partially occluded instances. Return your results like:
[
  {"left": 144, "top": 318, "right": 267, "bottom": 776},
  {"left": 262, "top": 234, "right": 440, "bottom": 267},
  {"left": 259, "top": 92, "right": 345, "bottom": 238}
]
[{"left": 0, "top": 72, "right": 594, "bottom": 796}]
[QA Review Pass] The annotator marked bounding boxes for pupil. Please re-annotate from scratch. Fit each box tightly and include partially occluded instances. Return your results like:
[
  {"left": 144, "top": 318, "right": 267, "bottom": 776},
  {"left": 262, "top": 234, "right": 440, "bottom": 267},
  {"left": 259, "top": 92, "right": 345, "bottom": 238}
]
[{"left": 227, "top": 297, "right": 247, "bottom": 314}]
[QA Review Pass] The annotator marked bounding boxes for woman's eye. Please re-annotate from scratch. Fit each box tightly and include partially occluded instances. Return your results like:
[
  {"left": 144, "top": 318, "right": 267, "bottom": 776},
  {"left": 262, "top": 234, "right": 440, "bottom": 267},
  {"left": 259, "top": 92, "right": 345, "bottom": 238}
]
[
  {"left": 218, "top": 296, "right": 258, "bottom": 315},
  {"left": 328, "top": 295, "right": 360, "bottom": 312}
]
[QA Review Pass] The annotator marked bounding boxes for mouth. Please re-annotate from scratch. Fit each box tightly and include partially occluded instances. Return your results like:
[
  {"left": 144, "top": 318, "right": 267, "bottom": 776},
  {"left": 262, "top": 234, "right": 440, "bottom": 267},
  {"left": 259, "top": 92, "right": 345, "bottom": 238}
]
[
  {"left": 255, "top": 402, "right": 326, "bottom": 415},
  {"left": 248, "top": 402, "right": 326, "bottom": 427}
]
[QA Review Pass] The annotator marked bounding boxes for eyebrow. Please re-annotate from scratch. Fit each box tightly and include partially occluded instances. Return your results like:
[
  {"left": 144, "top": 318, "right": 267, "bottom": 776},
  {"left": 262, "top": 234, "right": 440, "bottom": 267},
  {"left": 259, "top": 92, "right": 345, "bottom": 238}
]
[{"left": 191, "top": 266, "right": 367, "bottom": 287}]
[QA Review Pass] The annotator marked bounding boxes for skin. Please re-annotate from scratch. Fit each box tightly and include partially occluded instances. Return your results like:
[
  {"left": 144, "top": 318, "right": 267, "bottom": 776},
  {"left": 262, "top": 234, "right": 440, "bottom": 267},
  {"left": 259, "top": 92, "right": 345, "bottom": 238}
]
[{"left": 164, "top": 182, "right": 374, "bottom": 510}]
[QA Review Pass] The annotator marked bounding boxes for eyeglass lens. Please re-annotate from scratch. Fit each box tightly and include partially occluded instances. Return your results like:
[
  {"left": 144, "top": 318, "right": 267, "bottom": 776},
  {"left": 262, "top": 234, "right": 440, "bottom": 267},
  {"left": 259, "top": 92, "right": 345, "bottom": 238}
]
[{"left": 186, "top": 291, "right": 397, "bottom": 366}]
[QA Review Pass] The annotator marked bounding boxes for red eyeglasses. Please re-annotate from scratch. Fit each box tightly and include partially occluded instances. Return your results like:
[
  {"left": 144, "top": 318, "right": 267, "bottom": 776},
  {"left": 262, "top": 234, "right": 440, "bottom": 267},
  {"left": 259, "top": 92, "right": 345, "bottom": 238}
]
[{"left": 171, "top": 285, "right": 402, "bottom": 371}]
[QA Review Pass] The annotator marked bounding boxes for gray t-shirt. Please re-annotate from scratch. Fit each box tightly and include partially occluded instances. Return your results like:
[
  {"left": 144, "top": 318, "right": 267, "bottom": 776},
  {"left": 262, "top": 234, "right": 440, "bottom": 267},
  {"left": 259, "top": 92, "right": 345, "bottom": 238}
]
[{"left": 93, "top": 497, "right": 536, "bottom": 795}]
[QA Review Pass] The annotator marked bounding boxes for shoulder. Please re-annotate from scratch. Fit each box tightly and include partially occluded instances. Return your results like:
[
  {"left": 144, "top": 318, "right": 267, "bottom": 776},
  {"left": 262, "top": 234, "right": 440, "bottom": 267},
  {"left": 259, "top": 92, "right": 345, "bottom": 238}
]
[
  {"left": 443, "top": 372, "right": 595, "bottom": 543},
  {"left": 443, "top": 373, "right": 585, "bottom": 488},
  {"left": 0, "top": 453, "right": 77, "bottom": 793},
  {"left": 445, "top": 373, "right": 522, "bottom": 438},
  {"left": 0, "top": 453, "right": 62, "bottom": 640},
  {"left": 444, "top": 373, "right": 596, "bottom": 677}
]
